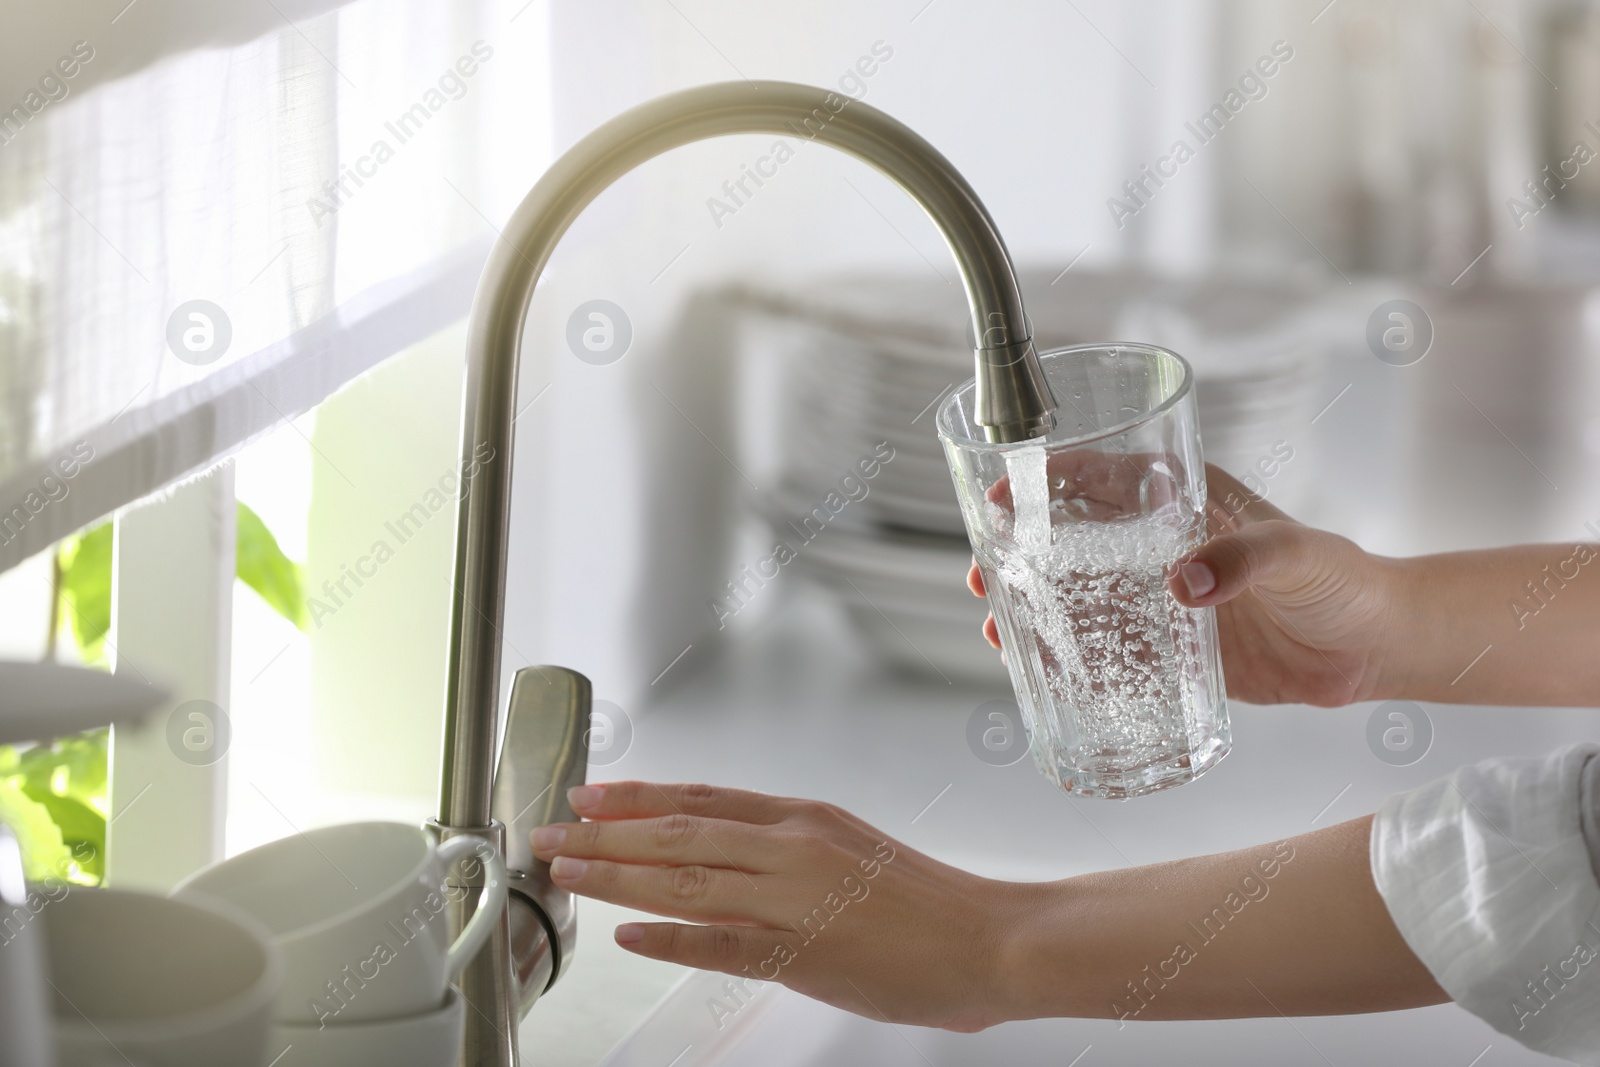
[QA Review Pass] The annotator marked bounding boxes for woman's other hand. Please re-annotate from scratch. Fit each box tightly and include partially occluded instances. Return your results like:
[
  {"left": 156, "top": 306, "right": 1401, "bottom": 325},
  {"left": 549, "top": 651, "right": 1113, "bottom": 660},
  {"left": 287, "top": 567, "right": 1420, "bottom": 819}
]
[
  {"left": 967, "top": 463, "right": 1403, "bottom": 706},
  {"left": 530, "top": 781, "right": 1031, "bottom": 1032}
]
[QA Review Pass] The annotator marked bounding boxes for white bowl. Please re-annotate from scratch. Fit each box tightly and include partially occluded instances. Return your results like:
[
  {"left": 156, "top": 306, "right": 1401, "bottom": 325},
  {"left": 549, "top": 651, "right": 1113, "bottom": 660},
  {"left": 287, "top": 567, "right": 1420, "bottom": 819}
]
[
  {"left": 48, "top": 887, "right": 282, "bottom": 1067},
  {"left": 265, "top": 988, "right": 465, "bottom": 1067}
]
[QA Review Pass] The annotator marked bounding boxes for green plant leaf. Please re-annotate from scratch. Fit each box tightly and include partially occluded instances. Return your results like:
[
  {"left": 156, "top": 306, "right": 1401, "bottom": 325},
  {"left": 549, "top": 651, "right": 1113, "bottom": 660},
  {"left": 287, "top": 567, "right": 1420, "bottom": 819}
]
[
  {"left": 57, "top": 522, "right": 113, "bottom": 664},
  {"left": 23, "top": 793, "right": 103, "bottom": 883},
  {"left": 5, "top": 730, "right": 110, "bottom": 883},
  {"left": 0, "top": 779, "right": 70, "bottom": 881},
  {"left": 15, "top": 730, "right": 109, "bottom": 814},
  {"left": 236, "top": 501, "right": 309, "bottom": 631}
]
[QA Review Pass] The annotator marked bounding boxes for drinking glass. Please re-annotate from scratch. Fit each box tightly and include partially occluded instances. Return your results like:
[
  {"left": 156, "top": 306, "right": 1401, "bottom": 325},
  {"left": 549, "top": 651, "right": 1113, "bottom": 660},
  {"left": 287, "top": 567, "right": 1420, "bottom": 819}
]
[{"left": 937, "top": 342, "right": 1229, "bottom": 798}]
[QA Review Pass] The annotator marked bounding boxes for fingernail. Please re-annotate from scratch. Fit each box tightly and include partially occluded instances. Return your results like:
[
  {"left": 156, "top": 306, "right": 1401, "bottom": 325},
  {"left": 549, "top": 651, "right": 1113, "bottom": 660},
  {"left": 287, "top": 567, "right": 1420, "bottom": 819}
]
[
  {"left": 615, "top": 923, "right": 645, "bottom": 945},
  {"left": 551, "top": 856, "right": 589, "bottom": 880},
  {"left": 568, "top": 785, "right": 603, "bottom": 812},
  {"left": 531, "top": 826, "right": 566, "bottom": 852},
  {"left": 1181, "top": 561, "right": 1216, "bottom": 598}
]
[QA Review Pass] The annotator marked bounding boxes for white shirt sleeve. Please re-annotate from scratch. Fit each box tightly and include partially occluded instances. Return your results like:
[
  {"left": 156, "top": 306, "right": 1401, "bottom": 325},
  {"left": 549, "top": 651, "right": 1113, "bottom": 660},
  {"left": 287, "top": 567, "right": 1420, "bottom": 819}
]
[{"left": 1371, "top": 743, "right": 1600, "bottom": 1065}]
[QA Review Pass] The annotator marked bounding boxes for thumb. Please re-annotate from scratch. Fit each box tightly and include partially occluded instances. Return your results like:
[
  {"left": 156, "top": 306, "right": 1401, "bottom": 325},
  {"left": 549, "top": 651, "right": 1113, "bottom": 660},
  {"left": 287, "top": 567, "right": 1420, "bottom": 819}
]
[{"left": 1169, "top": 520, "right": 1311, "bottom": 608}]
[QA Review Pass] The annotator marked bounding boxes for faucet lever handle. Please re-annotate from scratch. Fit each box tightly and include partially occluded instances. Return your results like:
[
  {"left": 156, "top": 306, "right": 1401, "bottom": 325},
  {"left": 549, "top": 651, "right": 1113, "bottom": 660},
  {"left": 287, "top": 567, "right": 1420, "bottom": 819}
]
[
  {"left": 493, "top": 665, "right": 591, "bottom": 874},
  {"left": 490, "top": 665, "right": 589, "bottom": 1008}
]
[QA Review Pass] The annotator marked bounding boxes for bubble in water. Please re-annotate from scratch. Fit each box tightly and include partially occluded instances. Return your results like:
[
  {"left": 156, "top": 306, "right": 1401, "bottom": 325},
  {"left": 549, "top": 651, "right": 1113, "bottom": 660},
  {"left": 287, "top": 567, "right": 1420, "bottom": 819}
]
[{"left": 985, "top": 515, "right": 1217, "bottom": 786}]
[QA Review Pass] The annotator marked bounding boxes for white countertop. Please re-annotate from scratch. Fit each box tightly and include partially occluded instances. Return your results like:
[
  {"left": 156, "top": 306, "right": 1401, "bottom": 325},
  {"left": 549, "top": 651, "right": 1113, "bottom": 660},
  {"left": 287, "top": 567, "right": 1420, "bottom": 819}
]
[{"left": 521, "top": 583, "right": 1598, "bottom": 1066}]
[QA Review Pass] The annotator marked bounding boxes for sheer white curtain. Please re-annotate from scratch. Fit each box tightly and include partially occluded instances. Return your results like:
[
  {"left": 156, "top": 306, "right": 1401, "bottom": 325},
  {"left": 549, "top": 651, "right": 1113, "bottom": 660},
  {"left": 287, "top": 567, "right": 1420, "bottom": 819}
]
[{"left": 0, "top": 0, "right": 551, "bottom": 572}]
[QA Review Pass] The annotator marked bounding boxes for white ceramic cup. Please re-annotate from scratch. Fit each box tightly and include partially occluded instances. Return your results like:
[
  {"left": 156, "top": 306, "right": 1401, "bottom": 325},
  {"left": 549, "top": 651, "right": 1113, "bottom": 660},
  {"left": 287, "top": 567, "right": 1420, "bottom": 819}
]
[
  {"left": 46, "top": 886, "right": 283, "bottom": 1067},
  {"left": 173, "top": 822, "right": 506, "bottom": 1027}
]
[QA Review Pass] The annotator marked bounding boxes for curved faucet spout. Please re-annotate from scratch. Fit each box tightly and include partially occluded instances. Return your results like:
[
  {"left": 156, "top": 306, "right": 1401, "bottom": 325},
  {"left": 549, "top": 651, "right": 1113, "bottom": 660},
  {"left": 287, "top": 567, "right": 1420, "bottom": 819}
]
[
  {"left": 436, "top": 80, "right": 1054, "bottom": 1066},
  {"left": 442, "top": 78, "right": 1051, "bottom": 826}
]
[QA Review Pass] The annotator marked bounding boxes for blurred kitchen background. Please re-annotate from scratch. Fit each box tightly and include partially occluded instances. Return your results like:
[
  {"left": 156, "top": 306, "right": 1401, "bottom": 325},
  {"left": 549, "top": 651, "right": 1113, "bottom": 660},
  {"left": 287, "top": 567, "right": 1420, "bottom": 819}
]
[{"left": 3, "top": 1, "right": 1600, "bottom": 1062}]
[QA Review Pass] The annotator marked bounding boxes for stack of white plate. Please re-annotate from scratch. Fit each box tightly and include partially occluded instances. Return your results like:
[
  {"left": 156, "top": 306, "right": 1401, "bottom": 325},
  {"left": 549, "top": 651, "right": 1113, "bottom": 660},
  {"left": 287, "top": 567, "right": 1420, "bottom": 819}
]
[
  {"left": 725, "top": 269, "right": 1326, "bottom": 683},
  {"left": 766, "top": 315, "right": 972, "bottom": 538}
]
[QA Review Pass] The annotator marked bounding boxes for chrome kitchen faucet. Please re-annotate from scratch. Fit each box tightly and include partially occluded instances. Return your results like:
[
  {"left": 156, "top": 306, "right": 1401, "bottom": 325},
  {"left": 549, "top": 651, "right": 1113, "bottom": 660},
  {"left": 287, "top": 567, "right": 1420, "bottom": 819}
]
[{"left": 430, "top": 80, "right": 1057, "bottom": 1066}]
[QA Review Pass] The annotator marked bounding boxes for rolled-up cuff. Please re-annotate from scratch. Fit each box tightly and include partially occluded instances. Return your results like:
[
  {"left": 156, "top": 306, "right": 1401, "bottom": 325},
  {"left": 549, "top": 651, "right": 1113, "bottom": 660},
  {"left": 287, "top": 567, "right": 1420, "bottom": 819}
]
[{"left": 1372, "top": 743, "right": 1600, "bottom": 1065}]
